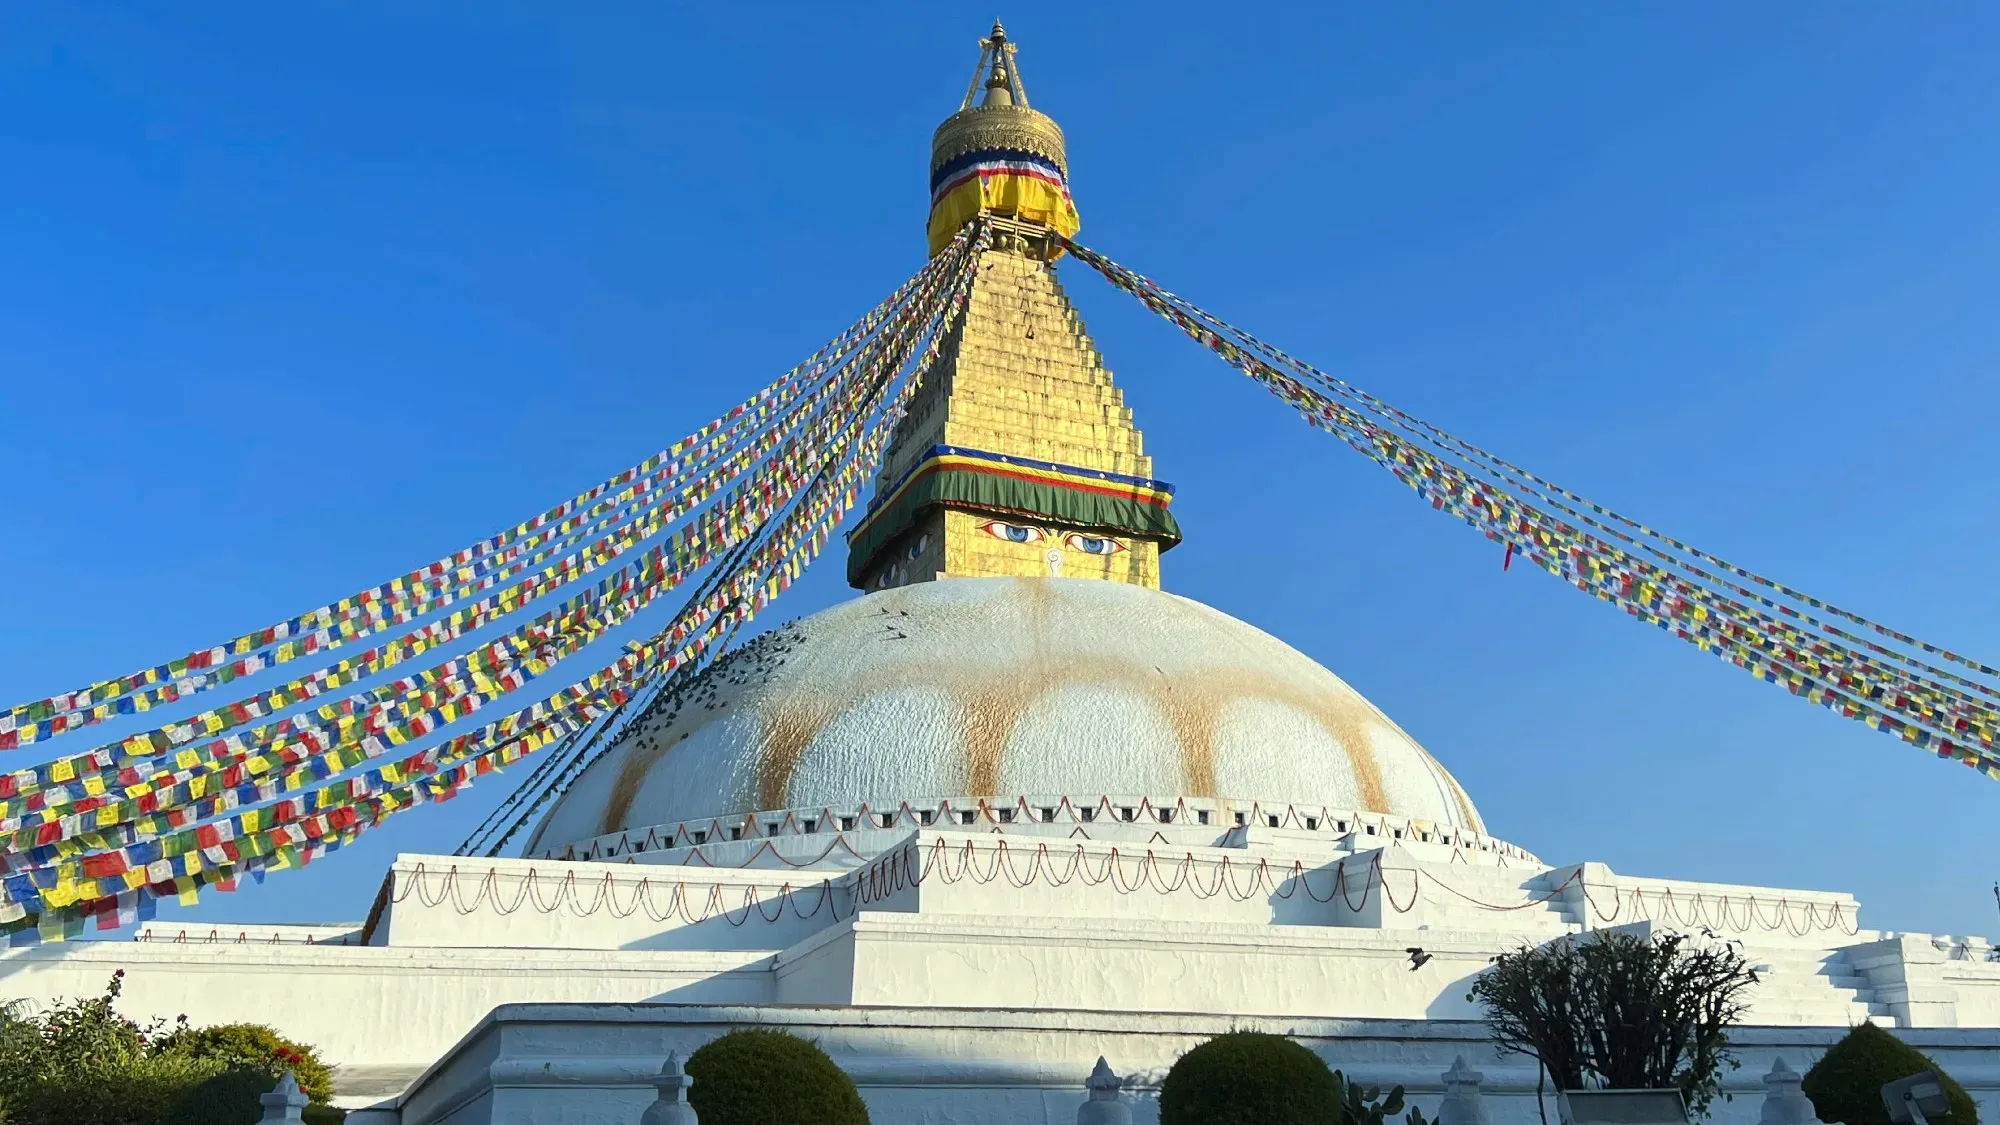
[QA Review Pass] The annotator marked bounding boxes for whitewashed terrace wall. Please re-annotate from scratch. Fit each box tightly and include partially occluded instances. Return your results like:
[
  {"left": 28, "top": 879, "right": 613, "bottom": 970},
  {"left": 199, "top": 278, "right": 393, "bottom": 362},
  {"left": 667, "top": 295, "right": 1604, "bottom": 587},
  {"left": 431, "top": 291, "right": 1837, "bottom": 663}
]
[
  {"left": 362, "top": 1003, "right": 2000, "bottom": 1125},
  {"left": 374, "top": 854, "right": 846, "bottom": 952},
  {"left": 0, "top": 940, "right": 772, "bottom": 1105}
]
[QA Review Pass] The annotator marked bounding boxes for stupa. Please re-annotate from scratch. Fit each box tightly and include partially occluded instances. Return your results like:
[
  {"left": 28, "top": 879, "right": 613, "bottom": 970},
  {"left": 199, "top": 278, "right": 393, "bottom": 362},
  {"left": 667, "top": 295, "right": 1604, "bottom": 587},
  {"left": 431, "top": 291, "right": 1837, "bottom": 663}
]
[{"left": 5, "top": 23, "right": 1997, "bottom": 1125}]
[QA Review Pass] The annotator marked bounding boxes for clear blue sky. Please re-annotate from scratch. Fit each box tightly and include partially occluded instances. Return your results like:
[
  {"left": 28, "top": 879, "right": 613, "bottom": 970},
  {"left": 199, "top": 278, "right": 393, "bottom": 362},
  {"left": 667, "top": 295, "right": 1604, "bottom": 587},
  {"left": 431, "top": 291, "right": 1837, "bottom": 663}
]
[{"left": 3, "top": 4, "right": 1997, "bottom": 939}]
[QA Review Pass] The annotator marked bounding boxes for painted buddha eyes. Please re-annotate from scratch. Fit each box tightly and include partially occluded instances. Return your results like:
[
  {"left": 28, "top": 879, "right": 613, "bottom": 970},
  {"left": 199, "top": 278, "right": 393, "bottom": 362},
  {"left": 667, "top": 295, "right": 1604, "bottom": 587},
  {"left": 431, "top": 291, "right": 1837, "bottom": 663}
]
[
  {"left": 1065, "top": 534, "right": 1126, "bottom": 556},
  {"left": 977, "top": 520, "right": 1044, "bottom": 544},
  {"left": 976, "top": 520, "right": 1127, "bottom": 556}
]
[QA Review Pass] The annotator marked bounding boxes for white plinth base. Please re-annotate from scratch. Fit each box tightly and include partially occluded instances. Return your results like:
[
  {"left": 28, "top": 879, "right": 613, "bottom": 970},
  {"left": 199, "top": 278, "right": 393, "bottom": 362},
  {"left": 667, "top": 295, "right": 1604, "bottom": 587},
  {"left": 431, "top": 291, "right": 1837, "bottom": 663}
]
[{"left": 5, "top": 822, "right": 1998, "bottom": 1121}]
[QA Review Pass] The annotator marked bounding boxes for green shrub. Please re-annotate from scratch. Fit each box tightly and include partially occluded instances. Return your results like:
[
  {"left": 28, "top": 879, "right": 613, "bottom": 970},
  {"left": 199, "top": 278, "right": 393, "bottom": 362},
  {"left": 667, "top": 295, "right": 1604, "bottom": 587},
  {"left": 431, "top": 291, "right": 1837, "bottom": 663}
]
[
  {"left": 0, "top": 971, "right": 180, "bottom": 1125},
  {"left": 0, "top": 973, "right": 338, "bottom": 1125},
  {"left": 685, "top": 1029, "right": 869, "bottom": 1125},
  {"left": 4, "top": 1052, "right": 227, "bottom": 1125},
  {"left": 160, "top": 1064, "right": 312, "bottom": 1125},
  {"left": 1803, "top": 1022, "right": 1979, "bottom": 1125},
  {"left": 1160, "top": 1031, "right": 1339, "bottom": 1125},
  {"left": 152, "top": 1022, "right": 335, "bottom": 1104},
  {"left": 1334, "top": 1070, "right": 1429, "bottom": 1125},
  {"left": 0, "top": 970, "right": 149, "bottom": 1080}
]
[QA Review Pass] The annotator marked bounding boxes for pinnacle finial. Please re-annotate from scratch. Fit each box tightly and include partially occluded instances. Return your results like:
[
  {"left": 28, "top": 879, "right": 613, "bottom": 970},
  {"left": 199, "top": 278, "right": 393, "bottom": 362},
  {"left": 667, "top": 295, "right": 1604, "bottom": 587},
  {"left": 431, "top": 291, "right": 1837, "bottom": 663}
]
[
  {"left": 259, "top": 1071, "right": 308, "bottom": 1123},
  {"left": 1087, "top": 1057, "right": 1121, "bottom": 1093},
  {"left": 958, "top": 19, "right": 1030, "bottom": 110},
  {"left": 983, "top": 32, "right": 1014, "bottom": 106}
]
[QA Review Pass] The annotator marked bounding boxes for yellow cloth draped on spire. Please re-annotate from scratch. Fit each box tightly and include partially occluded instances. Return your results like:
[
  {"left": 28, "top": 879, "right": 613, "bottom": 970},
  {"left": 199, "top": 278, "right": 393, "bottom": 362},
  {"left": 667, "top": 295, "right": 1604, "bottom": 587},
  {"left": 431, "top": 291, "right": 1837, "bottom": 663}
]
[{"left": 926, "top": 147, "right": 1081, "bottom": 255}]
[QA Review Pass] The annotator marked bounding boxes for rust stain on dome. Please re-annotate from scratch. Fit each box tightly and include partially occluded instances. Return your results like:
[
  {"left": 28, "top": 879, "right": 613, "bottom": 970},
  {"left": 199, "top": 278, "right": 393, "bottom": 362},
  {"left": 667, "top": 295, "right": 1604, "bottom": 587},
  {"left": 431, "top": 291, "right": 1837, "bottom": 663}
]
[
  {"left": 550, "top": 579, "right": 1486, "bottom": 850},
  {"left": 601, "top": 734, "right": 674, "bottom": 837},
  {"left": 700, "top": 654, "right": 1401, "bottom": 819},
  {"left": 755, "top": 696, "right": 843, "bottom": 814}
]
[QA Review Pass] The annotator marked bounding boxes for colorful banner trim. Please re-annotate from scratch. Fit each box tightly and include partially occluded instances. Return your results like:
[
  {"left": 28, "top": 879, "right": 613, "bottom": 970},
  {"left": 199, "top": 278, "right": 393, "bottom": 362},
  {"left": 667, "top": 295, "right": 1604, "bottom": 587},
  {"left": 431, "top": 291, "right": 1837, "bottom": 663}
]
[{"left": 845, "top": 444, "right": 1180, "bottom": 582}]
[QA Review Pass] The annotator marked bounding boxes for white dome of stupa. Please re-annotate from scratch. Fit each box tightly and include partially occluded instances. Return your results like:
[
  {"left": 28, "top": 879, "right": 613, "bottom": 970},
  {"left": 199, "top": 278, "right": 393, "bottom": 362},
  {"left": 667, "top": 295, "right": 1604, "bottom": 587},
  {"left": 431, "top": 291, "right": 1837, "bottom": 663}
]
[{"left": 525, "top": 577, "right": 1488, "bottom": 856}]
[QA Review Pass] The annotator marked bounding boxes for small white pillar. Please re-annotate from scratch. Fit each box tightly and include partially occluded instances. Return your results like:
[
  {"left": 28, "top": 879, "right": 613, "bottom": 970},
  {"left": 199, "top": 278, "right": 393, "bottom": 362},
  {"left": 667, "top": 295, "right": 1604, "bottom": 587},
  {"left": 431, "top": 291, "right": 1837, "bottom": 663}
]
[
  {"left": 641, "top": 1051, "right": 698, "bottom": 1125},
  {"left": 1438, "top": 1055, "right": 1492, "bottom": 1125},
  {"left": 259, "top": 1071, "right": 308, "bottom": 1124},
  {"left": 1078, "top": 1056, "right": 1131, "bottom": 1125},
  {"left": 1759, "top": 1058, "right": 1822, "bottom": 1125}
]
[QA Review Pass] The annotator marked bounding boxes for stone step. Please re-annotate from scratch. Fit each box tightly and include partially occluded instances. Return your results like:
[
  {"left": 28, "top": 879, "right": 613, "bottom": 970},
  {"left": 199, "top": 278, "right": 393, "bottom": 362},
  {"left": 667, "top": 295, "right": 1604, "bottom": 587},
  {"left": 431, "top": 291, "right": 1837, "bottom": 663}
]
[
  {"left": 1866, "top": 1002, "right": 1906, "bottom": 1028},
  {"left": 1410, "top": 911, "right": 1580, "bottom": 938},
  {"left": 1747, "top": 1000, "right": 1880, "bottom": 1027},
  {"left": 948, "top": 389, "right": 1136, "bottom": 426},
  {"left": 1746, "top": 950, "right": 1849, "bottom": 965},
  {"left": 1009, "top": 345, "right": 1103, "bottom": 373},
  {"left": 950, "top": 362, "right": 1114, "bottom": 392},
  {"left": 1747, "top": 957, "right": 1865, "bottom": 981},
  {"left": 1747, "top": 979, "right": 1873, "bottom": 1002},
  {"left": 945, "top": 342, "right": 1107, "bottom": 371}
]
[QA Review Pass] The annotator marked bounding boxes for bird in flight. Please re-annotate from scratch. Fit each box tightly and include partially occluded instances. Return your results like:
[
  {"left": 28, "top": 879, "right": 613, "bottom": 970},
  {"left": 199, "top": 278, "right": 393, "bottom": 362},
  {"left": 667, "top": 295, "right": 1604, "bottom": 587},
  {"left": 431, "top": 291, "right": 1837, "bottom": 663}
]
[{"left": 1407, "top": 947, "right": 1432, "bottom": 971}]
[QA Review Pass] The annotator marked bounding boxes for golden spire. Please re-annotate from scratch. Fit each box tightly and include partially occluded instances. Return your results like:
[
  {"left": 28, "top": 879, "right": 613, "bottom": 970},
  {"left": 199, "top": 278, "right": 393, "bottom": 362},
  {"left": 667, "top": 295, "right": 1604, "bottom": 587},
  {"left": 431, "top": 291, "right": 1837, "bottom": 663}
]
[
  {"left": 848, "top": 24, "right": 1179, "bottom": 593},
  {"left": 927, "top": 20, "right": 1077, "bottom": 257}
]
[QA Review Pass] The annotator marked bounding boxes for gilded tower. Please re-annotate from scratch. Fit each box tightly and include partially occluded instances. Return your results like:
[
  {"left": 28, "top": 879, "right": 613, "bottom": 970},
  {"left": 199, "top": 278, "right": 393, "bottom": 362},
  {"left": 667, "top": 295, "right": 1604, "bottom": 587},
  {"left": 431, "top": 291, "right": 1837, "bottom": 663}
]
[{"left": 847, "top": 22, "right": 1181, "bottom": 591}]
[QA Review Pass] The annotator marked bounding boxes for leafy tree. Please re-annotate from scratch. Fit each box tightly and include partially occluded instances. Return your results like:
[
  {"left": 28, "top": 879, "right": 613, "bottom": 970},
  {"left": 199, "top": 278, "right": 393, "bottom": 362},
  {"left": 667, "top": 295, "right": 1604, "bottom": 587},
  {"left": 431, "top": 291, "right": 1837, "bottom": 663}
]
[
  {"left": 1469, "top": 929, "right": 1758, "bottom": 1118},
  {"left": 1802, "top": 1022, "right": 1978, "bottom": 1125}
]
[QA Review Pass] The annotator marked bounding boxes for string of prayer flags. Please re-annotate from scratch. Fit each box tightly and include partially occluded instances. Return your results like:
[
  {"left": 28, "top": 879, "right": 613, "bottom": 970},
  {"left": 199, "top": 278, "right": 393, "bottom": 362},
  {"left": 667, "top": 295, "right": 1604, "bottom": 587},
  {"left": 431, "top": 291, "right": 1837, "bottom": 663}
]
[
  {"left": 0, "top": 223, "right": 989, "bottom": 936},
  {"left": 1060, "top": 234, "right": 2000, "bottom": 785},
  {"left": 0, "top": 249, "right": 964, "bottom": 750}
]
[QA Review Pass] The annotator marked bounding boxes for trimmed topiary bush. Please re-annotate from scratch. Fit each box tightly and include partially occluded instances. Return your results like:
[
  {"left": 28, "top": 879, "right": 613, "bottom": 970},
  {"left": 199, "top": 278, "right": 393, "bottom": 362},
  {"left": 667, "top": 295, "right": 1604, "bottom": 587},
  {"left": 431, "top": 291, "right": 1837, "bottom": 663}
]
[
  {"left": 685, "top": 1029, "right": 869, "bottom": 1125},
  {"left": 1160, "top": 1031, "right": 1339, "bottom": 1125},
  {"left": 1803, "top": 1022, "right": 1978, "bottom": 1125}
]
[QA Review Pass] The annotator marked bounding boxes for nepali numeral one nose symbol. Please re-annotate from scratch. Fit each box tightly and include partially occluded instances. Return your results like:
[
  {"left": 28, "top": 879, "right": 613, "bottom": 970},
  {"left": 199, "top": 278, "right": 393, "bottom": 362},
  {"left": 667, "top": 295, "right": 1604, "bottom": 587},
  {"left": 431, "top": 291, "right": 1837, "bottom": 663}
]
[{"left": 1046, "top": 548, "right": 1063, "bottom": 576}]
